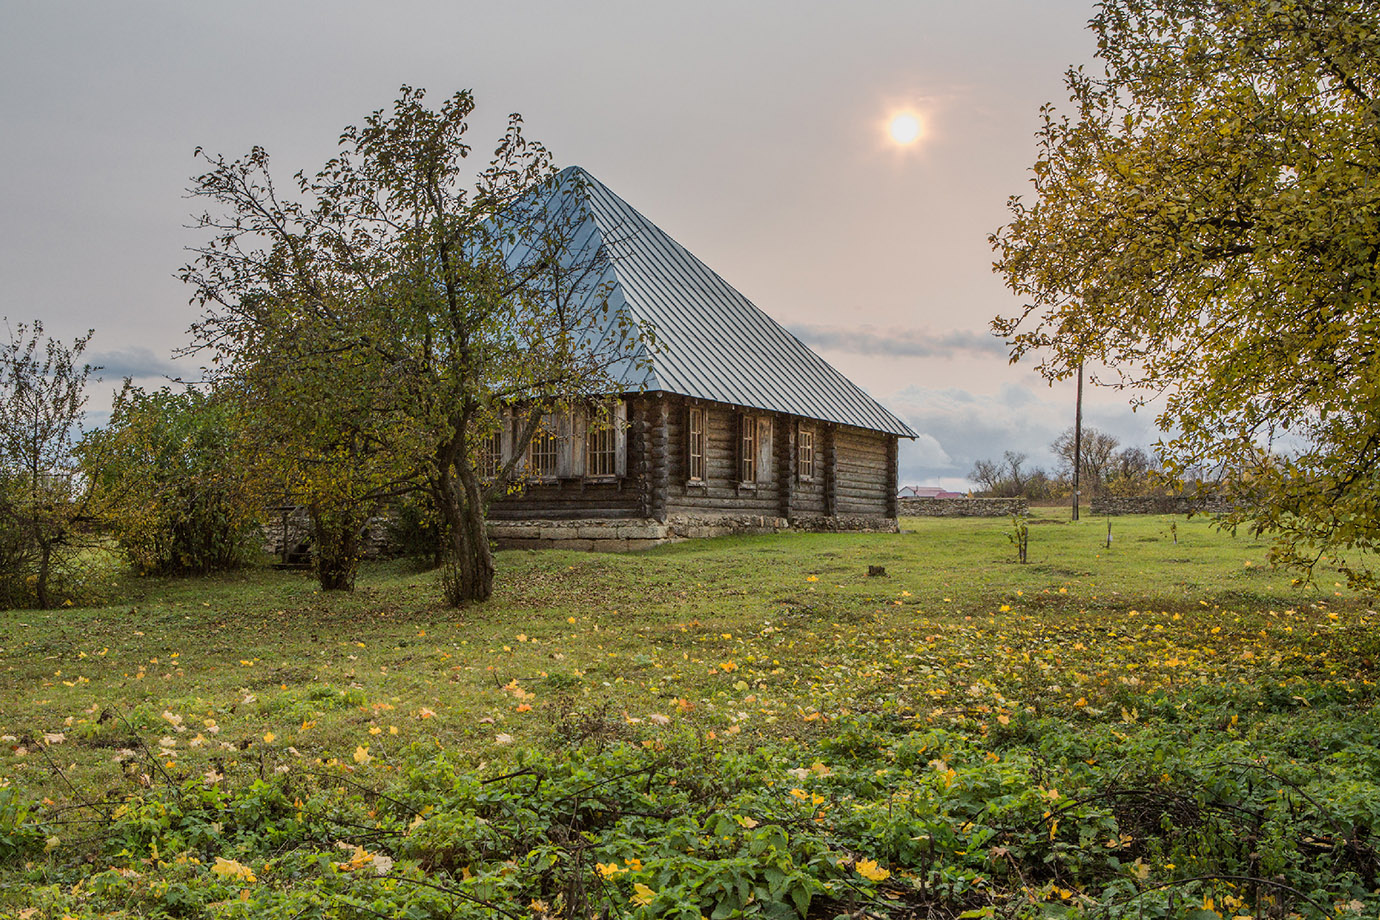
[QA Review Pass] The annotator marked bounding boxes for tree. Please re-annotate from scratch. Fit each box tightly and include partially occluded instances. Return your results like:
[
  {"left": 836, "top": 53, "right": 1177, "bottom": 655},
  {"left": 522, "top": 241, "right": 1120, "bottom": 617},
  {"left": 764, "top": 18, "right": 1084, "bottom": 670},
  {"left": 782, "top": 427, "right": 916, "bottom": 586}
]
[
  {"left": 1051, "top": 426, "right": 1120, "bottom": 499},
  {"left": 992, "top": 0, "right": 1380, "bottom": 584},
  {"left": 1105, "top": 445, "right": 1159, "bottom": 496},
  {"left": 968, "top": 458, "right": 1003, "bottom": 495},
  {"left": 1002, "top": 450, "right": 1032, "bottom": 496},
  {"left": 0, "top": 320, "right": 99, "bottom": 608},
  {"left": 88, "top": 385, "right": 260, "bottom": 576},
  {"left": 967, "top": 451, "right": 1052, "bottom": 498},
  {"left": 183, "top": 86, "right": 647, "bottom": 602}
]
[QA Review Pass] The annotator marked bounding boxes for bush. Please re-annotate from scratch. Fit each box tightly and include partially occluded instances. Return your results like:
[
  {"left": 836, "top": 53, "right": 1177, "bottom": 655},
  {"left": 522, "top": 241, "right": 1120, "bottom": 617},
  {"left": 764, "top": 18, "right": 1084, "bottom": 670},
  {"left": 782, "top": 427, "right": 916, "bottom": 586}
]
[{"left": 89, "top": 385, "right": 261, "bottom": 576}]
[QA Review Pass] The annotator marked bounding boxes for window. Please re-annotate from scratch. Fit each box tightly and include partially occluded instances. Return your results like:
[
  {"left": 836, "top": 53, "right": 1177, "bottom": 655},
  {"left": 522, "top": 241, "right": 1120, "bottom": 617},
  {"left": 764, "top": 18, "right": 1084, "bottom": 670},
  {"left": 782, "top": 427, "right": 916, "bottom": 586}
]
[
  {"left": 586, "top": 407, "right": 617, "bottom": 477},
  {"left": 687, "top": 407, "right": 705, "bottom": 481},
  {"left": 479, "top": 430, "right": 503, "bottom": 479},
  {"left": 739, "top": 413, "right": 757, "bottom": 482},
  {"left": 797, "top": 425, "right": 815, "bottom": 481},
  {"left": 528, "top": 422, "right": 559, "bottom": 479},
  {"left": 514, "top": 402, "right": 626, "bottom": 482}
]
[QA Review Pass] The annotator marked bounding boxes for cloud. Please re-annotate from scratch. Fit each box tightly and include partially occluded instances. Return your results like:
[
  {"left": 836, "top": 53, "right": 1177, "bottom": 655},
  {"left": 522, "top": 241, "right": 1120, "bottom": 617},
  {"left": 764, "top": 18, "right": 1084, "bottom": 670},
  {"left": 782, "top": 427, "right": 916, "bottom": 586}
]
[
  {"left": 86, "top": 346, "right": 183, "bottom": 381},
  {"left": 887, "top": 382, "right": 1161, "bottom": 487},
  {"left": 790, "top": 323, "right": 1008, "bottom": 359}
]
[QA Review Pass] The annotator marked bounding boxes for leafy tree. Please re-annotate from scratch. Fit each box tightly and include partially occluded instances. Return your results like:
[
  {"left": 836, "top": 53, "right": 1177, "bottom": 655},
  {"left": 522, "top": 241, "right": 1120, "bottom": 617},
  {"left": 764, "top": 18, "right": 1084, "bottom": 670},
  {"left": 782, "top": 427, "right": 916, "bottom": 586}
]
[
  {"left": 993, "top": 0, "right": 1380, "bottom": 583},
  {"left": 89, "top": 385, "right": 260, "bottom": 576},
  {"left": 1105, "top": 445, "right": 1160, "bottom": 496},
  {"left": 0, "top": 320, "right": 101, "bottom": 608},
  {"left": 183, "top": 86, "right": 646, "bottom": 601}
]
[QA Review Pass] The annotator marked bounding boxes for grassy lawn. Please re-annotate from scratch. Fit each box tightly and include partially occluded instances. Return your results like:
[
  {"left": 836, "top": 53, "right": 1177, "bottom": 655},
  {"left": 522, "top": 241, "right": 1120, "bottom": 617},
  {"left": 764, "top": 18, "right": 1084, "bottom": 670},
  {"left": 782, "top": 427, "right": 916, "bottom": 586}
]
[{"left": 3, "top": 513, "right": 1378, "bottom": 918}]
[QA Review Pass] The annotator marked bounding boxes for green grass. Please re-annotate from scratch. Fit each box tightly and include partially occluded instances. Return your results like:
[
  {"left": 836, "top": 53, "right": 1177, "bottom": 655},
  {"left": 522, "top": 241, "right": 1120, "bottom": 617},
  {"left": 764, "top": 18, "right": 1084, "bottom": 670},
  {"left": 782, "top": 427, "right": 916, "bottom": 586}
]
[
  {"left": 2, "top": 513, "right": 1378, "bottom": 918},
  {"left": 1, "top": 514, "right": 1371, "bottom": 797}
]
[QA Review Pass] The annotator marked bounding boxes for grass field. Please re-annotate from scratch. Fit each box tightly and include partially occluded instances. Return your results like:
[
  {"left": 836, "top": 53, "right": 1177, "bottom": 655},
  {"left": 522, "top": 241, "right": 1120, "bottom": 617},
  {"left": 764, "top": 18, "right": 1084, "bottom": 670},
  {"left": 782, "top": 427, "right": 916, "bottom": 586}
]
[{"left": 3, "top": 513, "right": 1378, "bottom": 918}]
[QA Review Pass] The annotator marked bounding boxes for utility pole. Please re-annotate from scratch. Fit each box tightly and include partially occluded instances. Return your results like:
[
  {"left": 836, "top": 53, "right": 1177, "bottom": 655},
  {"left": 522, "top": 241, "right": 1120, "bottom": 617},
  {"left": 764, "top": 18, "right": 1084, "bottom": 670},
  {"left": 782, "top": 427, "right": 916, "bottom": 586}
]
[{"left": 1072, "top": 363, "right": 1083, "bottom": 522}]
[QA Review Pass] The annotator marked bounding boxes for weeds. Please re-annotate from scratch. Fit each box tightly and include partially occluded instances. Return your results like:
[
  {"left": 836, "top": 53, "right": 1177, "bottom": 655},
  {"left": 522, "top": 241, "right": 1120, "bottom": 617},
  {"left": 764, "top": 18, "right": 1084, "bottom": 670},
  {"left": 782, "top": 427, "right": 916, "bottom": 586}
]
[{"left": 2, "top": 515, "right": 1378, "bottom": 916}]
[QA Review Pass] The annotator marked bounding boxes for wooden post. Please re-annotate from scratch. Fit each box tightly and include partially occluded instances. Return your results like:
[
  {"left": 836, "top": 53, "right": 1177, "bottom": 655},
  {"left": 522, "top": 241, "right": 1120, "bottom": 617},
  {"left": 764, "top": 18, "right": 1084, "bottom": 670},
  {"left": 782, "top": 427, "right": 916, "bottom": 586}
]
[
  {"left": 885, "top": 435, "right": 899, "bottom": 519},
  {"left": 777, "top": 416, "right": 795, "bottom": 520},
  {"left": 650, "top": 397, "right": 669, "bottom": 522},
  {"left": 1072, "top": 363, "right": 1083, "bottom": 522},
  {"left": 823, "top": 424, "right": 837, "bottom": 518},
  {"left": 636, "top": 398, "right": 654, "bottom": 518}
]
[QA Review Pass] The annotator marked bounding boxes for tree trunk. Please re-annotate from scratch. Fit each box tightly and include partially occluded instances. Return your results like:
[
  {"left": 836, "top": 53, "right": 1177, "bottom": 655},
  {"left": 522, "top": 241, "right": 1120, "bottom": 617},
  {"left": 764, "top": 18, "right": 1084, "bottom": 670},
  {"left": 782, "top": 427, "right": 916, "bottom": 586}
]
[
  {"left": 435, "top": 449, "right": 494, "bottom": 606},
  {"left": 36, "top": 541, "right": 52, "bottom": 609},
  {"left": 309, "top": 504, "right": 363, "bottom": 592},
  {"left": 441, "top": 497, "right": 494, "bottom": 605}
]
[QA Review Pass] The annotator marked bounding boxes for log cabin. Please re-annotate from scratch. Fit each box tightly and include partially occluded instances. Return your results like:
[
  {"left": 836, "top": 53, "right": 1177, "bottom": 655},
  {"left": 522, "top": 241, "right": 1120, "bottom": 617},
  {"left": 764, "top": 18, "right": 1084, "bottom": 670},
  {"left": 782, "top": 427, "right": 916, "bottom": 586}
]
[{"left": 485, "top": 167, "right": 917, "bottom": 550}]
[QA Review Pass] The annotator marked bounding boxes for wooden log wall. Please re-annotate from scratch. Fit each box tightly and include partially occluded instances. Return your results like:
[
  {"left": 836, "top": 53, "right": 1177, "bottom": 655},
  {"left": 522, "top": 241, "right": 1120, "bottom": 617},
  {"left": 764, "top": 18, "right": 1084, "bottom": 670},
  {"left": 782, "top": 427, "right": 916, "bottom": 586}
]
[
  {"left": 663, "top": 398, "right": 784, "bottom": 516},
  {"left": 832, "top": 428, "right": 890, "bottom": 515},
  {"left": 650, "top": 398, "right": 669, "bottom": 522},
  {"left": 886, "top": 436, "right": 899, "bottom": 518},
  {"left": 823, "top": 425, "right": 838, "bottom": 517},
  {"left": 488, "top": 479, "right": 644, "bottom": 520},
  {"left": 488, "top": 397, "right": 647, "bottom": 522},
  {"left": 489, "top": 394, "right": 897, "bottom": 524},
  {"left": 776, "top": 416, "right": 795, "bottom": 519}
]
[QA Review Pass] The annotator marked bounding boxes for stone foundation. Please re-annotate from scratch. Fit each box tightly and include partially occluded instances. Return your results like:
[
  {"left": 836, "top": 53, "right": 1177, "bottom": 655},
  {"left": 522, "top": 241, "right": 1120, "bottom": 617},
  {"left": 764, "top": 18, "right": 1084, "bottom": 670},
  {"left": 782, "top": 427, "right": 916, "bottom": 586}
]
[{"left": 487, "top": 514, "right": 898, "bottom": 552}]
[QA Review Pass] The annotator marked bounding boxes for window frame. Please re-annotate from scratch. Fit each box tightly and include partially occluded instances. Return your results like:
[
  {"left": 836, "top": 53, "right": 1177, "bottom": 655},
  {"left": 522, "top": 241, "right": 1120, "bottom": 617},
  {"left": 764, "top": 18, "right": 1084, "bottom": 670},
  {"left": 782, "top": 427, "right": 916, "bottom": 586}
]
[
  {"left": 478, "top": 429, "right": 503, "bottom": 480},
  {"left": 797, "top": 424, "right": 815, "bottom": 482},
  {"left": 687, "top": 406, "right": 706, "bottom": 483},
  {"left": 585, "top": 404, "right": 618, "bottom": 478},
  {"left": 527, "top": 418, "right": 560, "bottom": 481},
  {"left": 739, "top": 413, "right": 758, "bottom": 483}
]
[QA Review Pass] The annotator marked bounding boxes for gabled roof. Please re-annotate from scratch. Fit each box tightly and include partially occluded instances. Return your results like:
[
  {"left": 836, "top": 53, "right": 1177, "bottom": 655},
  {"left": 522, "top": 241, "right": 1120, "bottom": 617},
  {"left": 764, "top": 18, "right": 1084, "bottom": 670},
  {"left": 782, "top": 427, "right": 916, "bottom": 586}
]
[{"left": 534, "top": 166, "right": 916, "bottom": 439}]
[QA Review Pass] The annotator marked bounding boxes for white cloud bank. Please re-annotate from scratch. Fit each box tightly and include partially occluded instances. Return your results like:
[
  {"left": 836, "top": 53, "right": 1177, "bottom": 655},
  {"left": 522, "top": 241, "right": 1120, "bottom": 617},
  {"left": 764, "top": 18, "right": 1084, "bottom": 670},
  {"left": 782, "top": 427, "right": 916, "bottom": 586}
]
[{"left": 886, "top": 382, "right": 1162, "bottom": 489}]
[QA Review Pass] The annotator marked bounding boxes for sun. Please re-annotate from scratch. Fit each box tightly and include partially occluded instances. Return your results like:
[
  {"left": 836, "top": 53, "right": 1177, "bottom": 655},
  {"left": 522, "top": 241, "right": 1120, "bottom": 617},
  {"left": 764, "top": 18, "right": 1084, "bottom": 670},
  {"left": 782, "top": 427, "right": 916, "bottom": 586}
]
[{"left": 887, "top": 111, "right": 923, "bottom": 146}]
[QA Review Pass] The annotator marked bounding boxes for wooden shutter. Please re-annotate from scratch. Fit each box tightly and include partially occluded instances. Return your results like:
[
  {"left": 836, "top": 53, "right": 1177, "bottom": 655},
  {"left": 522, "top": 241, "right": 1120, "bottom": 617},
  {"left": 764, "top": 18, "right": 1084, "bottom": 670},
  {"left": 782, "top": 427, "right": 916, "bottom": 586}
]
[
  {"left": 757, "top": 416, "right": 772, "bottom": 483},
  {"left": 498, "top": 411, "right": 513, "bottom": 473},
  {"left": 570, "top": 405, "right": 587, "bottom": 478},
  {"left": 614, "top": 400, "right": 628, "bottom": 477},
  {"left": 686, "top": 405, "right": 695, "bottom": 480},
  {"left": 555, "top": 410, "right": 573, "bottom": 479}
]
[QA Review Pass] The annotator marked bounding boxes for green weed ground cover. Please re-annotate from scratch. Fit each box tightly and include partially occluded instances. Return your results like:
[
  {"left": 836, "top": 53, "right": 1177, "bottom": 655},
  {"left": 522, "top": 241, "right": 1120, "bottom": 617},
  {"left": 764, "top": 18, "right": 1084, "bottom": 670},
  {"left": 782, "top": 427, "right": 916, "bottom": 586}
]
[{"left": 2, "top": 514, "right": 1378, "bottom": 918}]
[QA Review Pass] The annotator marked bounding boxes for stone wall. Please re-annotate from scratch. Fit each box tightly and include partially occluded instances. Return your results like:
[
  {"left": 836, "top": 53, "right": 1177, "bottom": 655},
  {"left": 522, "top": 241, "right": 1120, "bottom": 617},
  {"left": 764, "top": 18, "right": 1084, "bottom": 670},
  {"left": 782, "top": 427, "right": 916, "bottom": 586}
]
[
  {"left": 1088, "top": 495, "right": 1232, "bottom": 516},
  {"left": 487, "top": 513, "right": 899, "bottom": 552},
  {"left": 261, "top": 508, "right": 397, "bottom": 562},
  {"left": 898, "top": 497, "right": 1028, "bottom": 517}
]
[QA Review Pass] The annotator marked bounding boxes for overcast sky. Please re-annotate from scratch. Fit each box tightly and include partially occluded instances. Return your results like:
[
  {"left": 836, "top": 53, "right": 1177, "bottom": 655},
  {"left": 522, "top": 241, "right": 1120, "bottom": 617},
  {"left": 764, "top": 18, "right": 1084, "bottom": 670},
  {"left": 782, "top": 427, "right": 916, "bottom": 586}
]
[{"left": 0, "top": 1, "right": 1160, "bottom": 488}]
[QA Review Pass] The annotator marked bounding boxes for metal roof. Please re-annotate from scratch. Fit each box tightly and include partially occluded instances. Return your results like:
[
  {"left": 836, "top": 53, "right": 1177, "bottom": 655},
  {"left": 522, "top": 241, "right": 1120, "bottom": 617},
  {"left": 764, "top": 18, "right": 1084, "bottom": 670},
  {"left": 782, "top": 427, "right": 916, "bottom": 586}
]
[{"left": 536, "top": 166, "right": 917, "bottom": 438}]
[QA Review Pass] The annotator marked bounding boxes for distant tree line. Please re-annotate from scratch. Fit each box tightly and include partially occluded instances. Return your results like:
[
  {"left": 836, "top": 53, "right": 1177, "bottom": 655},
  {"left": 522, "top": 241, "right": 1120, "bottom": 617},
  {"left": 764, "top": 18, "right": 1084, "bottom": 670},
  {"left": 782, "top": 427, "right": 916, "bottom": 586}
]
[{"left": 967, "top": 426, "right": 1162, "bottom": 500}]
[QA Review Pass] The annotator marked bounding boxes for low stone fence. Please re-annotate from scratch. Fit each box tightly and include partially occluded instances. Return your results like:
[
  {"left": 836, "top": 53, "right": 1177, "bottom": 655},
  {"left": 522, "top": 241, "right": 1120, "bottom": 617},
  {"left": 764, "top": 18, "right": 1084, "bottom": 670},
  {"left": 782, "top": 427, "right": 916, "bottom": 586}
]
[
  {"left": 898, "top": 497, "right": 1027, "bottom": 517},
  {"left": 1088, "top": 495, "right": 1232, "bottom": 516}
]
